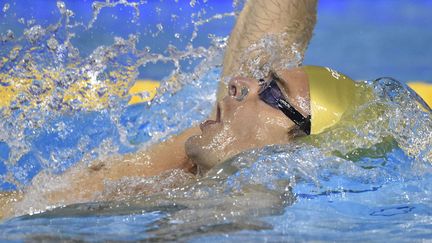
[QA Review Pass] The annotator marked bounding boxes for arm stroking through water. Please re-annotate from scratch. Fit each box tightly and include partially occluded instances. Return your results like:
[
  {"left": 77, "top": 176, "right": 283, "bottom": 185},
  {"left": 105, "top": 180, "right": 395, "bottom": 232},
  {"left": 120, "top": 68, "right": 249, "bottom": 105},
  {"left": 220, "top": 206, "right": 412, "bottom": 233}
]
[{"left": 1, "top": 126, "right": 200, "bottom": 218}]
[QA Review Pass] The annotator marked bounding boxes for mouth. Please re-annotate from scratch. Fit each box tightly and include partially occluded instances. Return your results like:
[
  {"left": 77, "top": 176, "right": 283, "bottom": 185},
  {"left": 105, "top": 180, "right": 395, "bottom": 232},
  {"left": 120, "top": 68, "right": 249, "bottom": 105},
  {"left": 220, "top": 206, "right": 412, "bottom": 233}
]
[{"left": 199, "top": 103, "right": 221, "bottom": 131}]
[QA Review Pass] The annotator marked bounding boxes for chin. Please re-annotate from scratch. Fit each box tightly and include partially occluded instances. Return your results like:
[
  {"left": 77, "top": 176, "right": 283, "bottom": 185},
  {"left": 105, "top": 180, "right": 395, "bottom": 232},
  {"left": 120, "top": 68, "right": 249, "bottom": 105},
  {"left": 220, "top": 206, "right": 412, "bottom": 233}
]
[
  {"left": 184, "top": 135, "right": 220, "bottom": 173},
  {"left": 184, "top": 135, "right": 200, "bottom": 159}
]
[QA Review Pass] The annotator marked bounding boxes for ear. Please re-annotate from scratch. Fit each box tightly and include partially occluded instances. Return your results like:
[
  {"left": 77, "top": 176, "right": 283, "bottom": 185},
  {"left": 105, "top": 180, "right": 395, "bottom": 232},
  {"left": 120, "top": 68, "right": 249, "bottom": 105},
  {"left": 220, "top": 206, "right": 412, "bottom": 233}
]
[{"left": 287, "top": 124, "right": 308, "bottom": 138}]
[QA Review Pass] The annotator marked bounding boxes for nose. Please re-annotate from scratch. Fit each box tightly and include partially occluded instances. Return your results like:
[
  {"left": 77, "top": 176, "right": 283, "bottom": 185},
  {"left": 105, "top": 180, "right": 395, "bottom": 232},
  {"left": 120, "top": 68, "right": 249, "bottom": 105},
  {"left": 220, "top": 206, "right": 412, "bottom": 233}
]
[{"left": 228, "top": 77, "right": 260, "bottom": 101}]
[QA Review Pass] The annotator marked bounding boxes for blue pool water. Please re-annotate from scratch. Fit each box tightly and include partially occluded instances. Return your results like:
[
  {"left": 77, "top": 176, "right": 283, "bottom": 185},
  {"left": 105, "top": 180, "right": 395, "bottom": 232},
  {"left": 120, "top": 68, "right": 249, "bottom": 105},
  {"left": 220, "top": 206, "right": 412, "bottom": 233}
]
[{"left": 0, "top": 0, "right": 431, "bottom": 242}]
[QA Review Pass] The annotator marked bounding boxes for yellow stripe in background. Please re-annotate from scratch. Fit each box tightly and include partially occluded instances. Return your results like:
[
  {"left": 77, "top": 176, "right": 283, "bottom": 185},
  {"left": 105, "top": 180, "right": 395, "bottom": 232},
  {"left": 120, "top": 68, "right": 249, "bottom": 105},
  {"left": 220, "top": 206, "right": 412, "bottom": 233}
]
[
  {"left": 408, "top": 82, "right": 432, "bottom": 108},
  {"left": 127, "top": 80, "right": 160, "bottom": 105},
  {"left": 0, "top": 78, "right": 159, "bottom": 109}
]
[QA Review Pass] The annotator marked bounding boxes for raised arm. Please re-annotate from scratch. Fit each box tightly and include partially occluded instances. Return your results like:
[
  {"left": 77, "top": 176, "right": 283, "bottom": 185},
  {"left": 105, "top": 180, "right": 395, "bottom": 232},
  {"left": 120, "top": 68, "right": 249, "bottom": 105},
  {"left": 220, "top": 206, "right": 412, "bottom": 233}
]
[{"left": 219, "top": 0, "right": 317, "bottom": 100}]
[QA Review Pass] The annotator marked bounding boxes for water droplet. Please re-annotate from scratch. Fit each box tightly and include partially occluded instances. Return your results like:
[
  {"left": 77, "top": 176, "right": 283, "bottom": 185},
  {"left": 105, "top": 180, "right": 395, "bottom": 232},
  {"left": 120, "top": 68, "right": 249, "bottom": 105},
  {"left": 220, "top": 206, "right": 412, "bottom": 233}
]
[
  {"left": 3, "top": 3, "right": 10, "bottom": 13},
  {"left": 24, "top": 25, "right": 46, "bottom": 44},
  {"left": 47, "top": 37, "right": 59, "bottom": 51},
  {"left": 155, "top": 7, "right": 161, "bottom": 15},
  {"left": 56, "top": 1, "right": 66, "bottom": 14},
  {"left": 1, "top": 29, "right": 15, "bottom": 42},
  {"left": 171, "top": 14, "right": 179, "bottom": 22},
  {"left": 156, "top": 23, "right": 163, "bottom": 32},
  {"left": 26, "top": 19, "right": 35, "bottom": 26}
]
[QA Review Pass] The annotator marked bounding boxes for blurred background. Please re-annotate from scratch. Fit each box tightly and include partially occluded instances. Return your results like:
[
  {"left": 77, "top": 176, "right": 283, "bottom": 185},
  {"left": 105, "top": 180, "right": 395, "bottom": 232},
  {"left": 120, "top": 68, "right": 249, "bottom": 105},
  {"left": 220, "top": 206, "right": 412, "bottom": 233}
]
[
  {"left": 1, "top": 0, "right": 431, "bottom": 82},
  {"left": 305, "top": 0, "right": 432, "bottom": 82}
]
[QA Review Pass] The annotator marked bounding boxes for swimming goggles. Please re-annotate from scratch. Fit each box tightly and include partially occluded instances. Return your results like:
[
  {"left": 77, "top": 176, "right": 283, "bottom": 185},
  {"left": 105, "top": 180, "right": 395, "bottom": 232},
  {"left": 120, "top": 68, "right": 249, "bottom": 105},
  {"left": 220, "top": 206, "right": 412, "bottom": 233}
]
[{"left": 258, "top": 73, "right": 311, "bottom": 135}]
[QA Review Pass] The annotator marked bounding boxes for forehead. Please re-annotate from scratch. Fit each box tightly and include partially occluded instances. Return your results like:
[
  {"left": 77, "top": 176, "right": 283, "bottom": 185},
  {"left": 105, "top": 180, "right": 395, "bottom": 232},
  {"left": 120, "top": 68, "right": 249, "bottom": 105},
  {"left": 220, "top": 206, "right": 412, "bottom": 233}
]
[
  {"left": 230, "top": 76, "right": 256, "bottom": 83},
  {"left": 272, "top": 67, "right": 309, "bottom": 94}
]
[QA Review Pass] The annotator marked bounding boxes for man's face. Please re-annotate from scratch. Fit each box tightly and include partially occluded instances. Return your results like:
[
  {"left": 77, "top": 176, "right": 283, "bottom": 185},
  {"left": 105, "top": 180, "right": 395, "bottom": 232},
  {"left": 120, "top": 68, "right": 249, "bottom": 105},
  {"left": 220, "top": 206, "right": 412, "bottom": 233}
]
[{"left": 185, "top": 68, "right": 310, "bottom": 172}]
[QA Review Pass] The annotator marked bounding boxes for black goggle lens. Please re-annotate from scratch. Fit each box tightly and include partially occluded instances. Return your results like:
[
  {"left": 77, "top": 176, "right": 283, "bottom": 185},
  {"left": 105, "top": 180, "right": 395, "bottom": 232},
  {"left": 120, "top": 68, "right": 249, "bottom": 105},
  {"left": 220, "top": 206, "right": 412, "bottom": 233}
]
[
  {"left": 258, "top": 78, "right": 311, "bottom": 135},
  {"left": 258, "top": 79, "right": 281, "bottom": 108}
]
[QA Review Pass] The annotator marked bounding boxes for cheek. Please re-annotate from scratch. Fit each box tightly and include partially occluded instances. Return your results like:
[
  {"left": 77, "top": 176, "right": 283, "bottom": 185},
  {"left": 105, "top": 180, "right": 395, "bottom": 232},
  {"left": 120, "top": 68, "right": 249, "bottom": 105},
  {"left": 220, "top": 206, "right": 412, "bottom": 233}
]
[
  {"left": 263, "top": 115, "right": 291, "bottom": 129},
  {"left": 255, "top": 109, "right": 292, "bottom": 143},
  {"left": 228, "top": 110, "right": 258, "bottom": 139}
]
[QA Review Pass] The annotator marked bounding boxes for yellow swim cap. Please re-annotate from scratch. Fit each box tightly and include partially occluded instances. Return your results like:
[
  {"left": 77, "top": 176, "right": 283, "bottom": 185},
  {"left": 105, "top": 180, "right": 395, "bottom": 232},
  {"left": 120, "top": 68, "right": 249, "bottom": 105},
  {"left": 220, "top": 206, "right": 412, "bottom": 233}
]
[
  {"left": 407, "top": 82, "right": 432, "bottom": 109},
  {"left": 302, "top": 66, "right": 356, "bottom": 135}
]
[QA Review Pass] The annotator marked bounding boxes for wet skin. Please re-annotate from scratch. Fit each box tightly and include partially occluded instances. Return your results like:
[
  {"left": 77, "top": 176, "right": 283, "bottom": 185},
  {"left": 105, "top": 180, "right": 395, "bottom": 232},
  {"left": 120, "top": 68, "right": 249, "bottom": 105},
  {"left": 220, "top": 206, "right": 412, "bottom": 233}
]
[{"left": 185, "top": 67, "right": 311, "bottom": 172}]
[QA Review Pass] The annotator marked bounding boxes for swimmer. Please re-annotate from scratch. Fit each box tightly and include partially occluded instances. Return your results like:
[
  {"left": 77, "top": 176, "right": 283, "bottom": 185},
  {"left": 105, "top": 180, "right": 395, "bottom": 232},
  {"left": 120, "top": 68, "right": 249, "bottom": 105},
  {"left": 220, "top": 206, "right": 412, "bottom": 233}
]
[{"left": 0, "top": 0, "right": 362, "bottom": 218}]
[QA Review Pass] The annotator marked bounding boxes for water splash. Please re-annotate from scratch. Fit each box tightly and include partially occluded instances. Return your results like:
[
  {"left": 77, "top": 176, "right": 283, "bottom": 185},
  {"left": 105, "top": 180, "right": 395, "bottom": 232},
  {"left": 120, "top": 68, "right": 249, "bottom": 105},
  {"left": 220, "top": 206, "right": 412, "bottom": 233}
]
[
  {"left": 236, "top": 32, "right": 303, "bottom": 80},
  {"left": 88, "top": 0, "right": 143, "bottom": 29},
  {"left": 0, "top": 0, "right": 237, "bottom": 192}
]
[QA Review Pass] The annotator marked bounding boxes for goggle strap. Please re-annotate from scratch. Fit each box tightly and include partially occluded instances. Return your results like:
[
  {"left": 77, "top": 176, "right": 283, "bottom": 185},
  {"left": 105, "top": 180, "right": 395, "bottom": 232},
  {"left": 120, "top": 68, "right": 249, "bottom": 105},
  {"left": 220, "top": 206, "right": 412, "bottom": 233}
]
[{"left": 277, "top": 99, "right": 311, "bottom": 135}]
